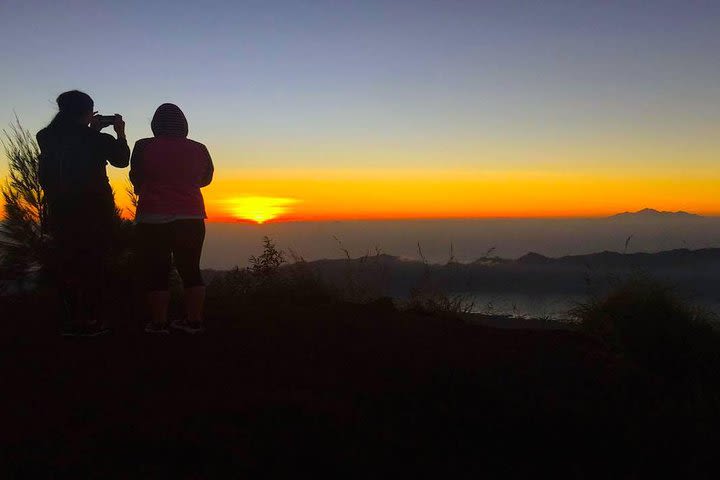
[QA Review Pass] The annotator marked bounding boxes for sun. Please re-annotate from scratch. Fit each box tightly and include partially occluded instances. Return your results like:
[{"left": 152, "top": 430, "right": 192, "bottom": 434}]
[{"left": 225, "top": 196, "right": 299, "bottom": 224}]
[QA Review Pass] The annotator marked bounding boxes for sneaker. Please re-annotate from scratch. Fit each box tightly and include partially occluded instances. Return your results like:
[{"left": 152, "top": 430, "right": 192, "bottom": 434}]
[
  {"left": 170, "top": 320, "right": 204, "bottom": 334},
  {"left": 61, "top": 328, "right": 81, "bottom": 337},
  {"left": 144, "top": 323, "right": 170, "bottom": 335},
  {"left": 80, "top": 326, "right": 111, "bottom": 337}
]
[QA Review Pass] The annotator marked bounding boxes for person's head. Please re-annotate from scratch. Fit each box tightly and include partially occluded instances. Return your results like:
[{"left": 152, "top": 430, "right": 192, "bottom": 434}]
[
  {"left": 151, "top": 103, "right": 188, "bottom": 138},
  {"left": 54, "top": 90, "right": 95, "bottom": 125}
]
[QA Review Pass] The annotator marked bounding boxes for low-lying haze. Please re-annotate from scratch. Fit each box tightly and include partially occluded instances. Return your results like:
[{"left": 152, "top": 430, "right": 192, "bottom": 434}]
[{"left": 203, "top": 214, "right": 720, "bottom": 269}]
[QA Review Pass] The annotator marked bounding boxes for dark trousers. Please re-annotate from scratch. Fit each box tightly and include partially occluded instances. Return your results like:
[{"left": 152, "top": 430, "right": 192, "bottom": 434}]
[
  {"left": 135, "top": 220, "right": 205, "bottom": 291},
  {"left": 46, "top": 194, "right": 115, "bottom": 328}
]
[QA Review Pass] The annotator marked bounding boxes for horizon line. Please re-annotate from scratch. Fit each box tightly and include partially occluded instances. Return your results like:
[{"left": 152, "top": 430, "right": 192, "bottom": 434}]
[{"left": 203, "top": 212, "right": 720, "bottom": 224}]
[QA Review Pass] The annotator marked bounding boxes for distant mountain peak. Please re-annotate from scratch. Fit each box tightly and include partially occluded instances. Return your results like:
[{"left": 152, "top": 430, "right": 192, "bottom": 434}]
[
  {"left": 611, "top": 208, "right": 702, "bottom": 219},
  {"left": 515, "top": 252, "right": 551, "bottom": 264}
]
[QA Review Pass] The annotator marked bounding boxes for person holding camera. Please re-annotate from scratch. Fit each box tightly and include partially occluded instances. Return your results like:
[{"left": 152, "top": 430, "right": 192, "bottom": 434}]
[
  {"left": 37, "top": 90, "right": 130, "bottom": 335},
  {"left": 130, "top": 103, "right": 214, "bottom": 334}
]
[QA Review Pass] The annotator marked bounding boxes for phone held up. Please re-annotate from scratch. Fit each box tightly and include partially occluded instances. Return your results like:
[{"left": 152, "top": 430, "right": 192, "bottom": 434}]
[{"left": 97, "top": 114, "right": 119, "bottom": 129}]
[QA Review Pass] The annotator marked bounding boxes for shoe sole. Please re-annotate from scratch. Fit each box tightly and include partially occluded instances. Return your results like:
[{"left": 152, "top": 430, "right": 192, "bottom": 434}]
[
  {"left": 144, "top": 326, "right": 170, "bottom": 335},
  {"left": 81, "top": 329, "right": 111, "bottom": 337},
  {"left": 62, "top": 329, "right": 111, "bottom": 337},
  {"left": 170, "top": 323, "right": 204, "bottom": 334}
]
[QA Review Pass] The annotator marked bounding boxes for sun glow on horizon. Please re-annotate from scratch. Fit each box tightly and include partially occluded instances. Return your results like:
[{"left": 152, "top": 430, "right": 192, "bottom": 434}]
[
  {"left": 106, "top": 167, "right": 720, "bottom": 224},
  {"left": 192, "top": 168, "right": 720, "bottom": 223},
  {"left": 224, "top": 196, "right": 300, "bottom": 224}
]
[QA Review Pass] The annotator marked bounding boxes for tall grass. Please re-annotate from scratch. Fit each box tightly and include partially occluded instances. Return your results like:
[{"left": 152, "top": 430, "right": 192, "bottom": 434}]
[
  {"left": 404, "top": 242, "right": 475, "bottom": 317},
  {"left": 332, "top": 235, "right": 389, "bottom": 302}
]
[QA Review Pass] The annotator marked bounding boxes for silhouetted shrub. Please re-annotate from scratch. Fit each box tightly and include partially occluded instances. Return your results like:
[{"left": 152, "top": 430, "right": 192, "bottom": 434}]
[
  {"left": 572, "top": 277, "right": 720, "bottom": 388},
  {"left": 0, "top": 118, "right": 49, "bottom": 285},
  {"left": 249, "top": 236, "right": 285, "bottom": 277},
  {"left": 207, "top": 237, "right": 337, "bottom": 308}
]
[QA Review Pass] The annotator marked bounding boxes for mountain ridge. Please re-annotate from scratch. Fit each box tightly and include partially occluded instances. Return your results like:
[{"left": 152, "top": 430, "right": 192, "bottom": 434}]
[
  {"left": 610, "top": 208, "right": 702, "bottom": 219},
  {"left": 202, "top": 247, "right": 720, "bottom": 271}
]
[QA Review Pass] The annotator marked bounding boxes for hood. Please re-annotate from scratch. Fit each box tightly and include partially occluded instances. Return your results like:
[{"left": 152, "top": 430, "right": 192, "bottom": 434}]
[{"left": 151, "top": 103, "right": 188, "bottom": 137}]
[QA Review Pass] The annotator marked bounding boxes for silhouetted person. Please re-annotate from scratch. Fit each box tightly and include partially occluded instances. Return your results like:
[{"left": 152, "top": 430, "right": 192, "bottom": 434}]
[
  {"left": 130, "top": 103, "right": 214, "bottom": 334},
  {"left": 37, "top": 90, "right": 129, "bottom": 335}
]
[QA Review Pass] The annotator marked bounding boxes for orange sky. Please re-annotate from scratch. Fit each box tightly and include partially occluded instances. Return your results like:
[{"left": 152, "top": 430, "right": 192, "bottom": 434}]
[
  {"left": 4, "top": 1, "right": 720, "bottom": 226},
  {"left": 111, "top": 168, "right": 720, "bottom": 223}
]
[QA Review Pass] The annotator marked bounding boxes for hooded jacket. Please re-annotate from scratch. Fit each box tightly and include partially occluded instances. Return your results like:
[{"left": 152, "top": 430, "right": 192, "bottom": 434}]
[{"left": 130, "top": 104, "right": 214, "bottom": 218}]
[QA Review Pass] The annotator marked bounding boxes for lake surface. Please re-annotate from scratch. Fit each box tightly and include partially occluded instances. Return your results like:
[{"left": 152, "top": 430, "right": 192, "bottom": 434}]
[
  {"left": 458, "top": 292, "right": 720, "bottom": 321},
  {"left": 460, "top": 292, "right": 588, "bottom": 320}
]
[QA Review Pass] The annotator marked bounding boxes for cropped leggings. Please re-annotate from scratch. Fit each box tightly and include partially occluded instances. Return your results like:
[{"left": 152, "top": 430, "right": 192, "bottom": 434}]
[{"left": 136, "top": 220, "right": 205, "bottom": 291}]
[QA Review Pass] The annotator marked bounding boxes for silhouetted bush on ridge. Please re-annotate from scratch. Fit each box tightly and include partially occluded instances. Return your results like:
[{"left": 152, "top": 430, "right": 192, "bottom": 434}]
[
  {"left": 573, "top": 276, "right": 720, "bottom": 396},
  {"left": 207, "top": 236, "right": 338, "bottom": 308}
]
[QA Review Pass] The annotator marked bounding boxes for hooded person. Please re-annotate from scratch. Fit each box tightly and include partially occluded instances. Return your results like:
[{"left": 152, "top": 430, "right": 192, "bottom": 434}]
[{"left": 130, "top": 103, "right": 214, "bottom": 334}]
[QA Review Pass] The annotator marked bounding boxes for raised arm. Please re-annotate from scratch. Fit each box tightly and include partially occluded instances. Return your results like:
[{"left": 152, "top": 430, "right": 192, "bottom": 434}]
[
  {"left": 99, "top": 132, "right": 130, "bottom": 168},
  {"left": 98, "top": 114, "right": 130, "bottom": 168},
  {"left": 198, "top": 144, "right": 214, "bottom": 188}
]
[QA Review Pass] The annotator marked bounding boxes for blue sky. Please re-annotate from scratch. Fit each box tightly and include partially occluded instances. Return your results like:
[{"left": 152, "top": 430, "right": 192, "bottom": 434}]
[{"left": 1, "top": 0, "right": 719, "bottom": 218}]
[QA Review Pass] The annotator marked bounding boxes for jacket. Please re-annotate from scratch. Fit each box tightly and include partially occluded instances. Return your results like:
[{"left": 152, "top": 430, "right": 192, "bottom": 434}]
[{"left": 129, "top": 104, "right": 213, "bottom": 217}]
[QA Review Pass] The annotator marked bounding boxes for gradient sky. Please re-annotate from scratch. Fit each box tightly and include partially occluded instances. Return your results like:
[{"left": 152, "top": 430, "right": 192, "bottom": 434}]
[{"left": 1, "top": 0, "right": 719, "bottom": 222}]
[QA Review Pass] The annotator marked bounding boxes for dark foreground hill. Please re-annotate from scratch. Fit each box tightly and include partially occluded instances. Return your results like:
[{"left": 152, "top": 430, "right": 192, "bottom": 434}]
[{"left": 0, "top": 292, "right": 717, "bottom": 478}]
